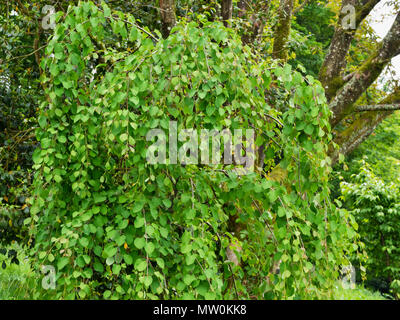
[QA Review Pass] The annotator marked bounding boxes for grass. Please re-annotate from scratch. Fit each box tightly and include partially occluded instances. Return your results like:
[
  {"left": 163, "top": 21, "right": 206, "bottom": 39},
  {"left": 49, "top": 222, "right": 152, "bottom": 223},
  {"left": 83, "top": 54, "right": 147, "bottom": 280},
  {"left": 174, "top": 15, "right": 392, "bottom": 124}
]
[{"left": 331, "top": 282, "right": 387, "bottom": 300}]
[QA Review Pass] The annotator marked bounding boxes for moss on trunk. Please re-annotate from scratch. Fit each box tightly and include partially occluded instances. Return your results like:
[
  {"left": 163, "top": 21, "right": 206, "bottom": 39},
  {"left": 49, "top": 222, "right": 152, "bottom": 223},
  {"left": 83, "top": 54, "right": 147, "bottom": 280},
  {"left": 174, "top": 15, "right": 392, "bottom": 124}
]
[{"left": 272, "top": 0, "right": 294, "bottom": 62}]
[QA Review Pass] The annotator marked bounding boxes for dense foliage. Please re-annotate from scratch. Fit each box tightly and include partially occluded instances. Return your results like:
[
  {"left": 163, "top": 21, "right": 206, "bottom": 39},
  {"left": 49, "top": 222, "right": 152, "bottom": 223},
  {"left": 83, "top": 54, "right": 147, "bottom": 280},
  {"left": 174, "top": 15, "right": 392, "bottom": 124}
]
[
  {"left": 0, "top": 1, "right": 41, "bottom": 244},
  {"left": 341, "top": 161, "right": 400, "bottom": 297},
  {"left": 26, "top": 2, "right": 359, "bottom": 299},
  {"left": 1, "top": 0, "right": 400, "bottom": 301}
]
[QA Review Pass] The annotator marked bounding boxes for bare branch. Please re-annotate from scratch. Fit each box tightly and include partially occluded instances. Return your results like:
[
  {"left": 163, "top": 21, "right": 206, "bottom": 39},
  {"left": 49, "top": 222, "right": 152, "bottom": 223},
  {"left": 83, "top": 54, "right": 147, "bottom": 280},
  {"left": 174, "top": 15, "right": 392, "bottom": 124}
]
[
  {"left": 355, "top": 104, "right": 400, "bottom": 112},
  {"left": 330, "top": 88, "right": 400, "bottom": 164}
]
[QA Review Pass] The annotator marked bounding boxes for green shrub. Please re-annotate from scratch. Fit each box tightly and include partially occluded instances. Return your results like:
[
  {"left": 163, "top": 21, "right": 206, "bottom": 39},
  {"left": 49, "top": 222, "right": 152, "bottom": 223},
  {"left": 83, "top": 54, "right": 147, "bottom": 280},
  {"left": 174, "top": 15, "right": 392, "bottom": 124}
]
[
  {"left": 28, "top": 1, "right": 357, "bottom": 300},
  {"left": 0, "top": 244, "right": 39, "bottom": 300},
  {"left": 341, "top": 160, "right": 400, "bottom": 295}
]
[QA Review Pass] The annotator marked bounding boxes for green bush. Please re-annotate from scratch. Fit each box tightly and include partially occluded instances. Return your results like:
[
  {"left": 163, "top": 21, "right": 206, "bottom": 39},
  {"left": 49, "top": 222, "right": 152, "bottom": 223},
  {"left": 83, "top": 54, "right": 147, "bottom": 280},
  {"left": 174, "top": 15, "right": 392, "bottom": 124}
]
[
  {"left": 28, "top": 1, "right": 357, "bottom": 300},
  {"left": 341, "top": 160, "right": 400, "bottom": 296},
  {"left": 0, "top": 244, "right": 39, "bottom": 300}
]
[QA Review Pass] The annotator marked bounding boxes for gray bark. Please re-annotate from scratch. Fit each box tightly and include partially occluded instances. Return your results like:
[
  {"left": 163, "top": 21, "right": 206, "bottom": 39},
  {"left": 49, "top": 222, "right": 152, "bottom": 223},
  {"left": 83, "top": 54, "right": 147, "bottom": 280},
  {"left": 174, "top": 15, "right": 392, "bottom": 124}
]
[
  {"left": 329, "top": 12, "right": 400, "bottom": 128},
  {"left": 356, "top": 104, "right": 400, "bottom": 112},
  {"left": 159, "top": 0, "right": 176, "bottom": 38},
  {"left": 319, "top": 0, "right": 380, "bottom": 101}
]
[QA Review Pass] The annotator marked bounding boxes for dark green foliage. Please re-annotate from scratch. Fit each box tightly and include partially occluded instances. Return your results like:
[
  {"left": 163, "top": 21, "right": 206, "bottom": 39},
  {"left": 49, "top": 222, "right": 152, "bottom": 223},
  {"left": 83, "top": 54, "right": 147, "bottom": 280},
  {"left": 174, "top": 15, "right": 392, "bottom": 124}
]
[
  {"left": 0, "top": 2, "right": 41, "bottom": 246},
  {"left": 290, "top": 1, "right": 335, "bottom": 77},
  {"left": 348, "top": 112, "right": 400, "bottom": 183}
]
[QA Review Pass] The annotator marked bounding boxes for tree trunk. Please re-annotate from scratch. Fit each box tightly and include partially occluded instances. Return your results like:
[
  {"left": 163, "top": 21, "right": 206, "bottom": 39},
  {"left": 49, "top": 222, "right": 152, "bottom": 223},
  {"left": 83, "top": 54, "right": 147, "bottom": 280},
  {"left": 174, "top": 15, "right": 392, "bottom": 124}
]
[
  {"left": 221, "top": 0, "right": 233, "bottom": 27},
  {"left": 159, "top": 0, "right": 176, "bottom": 38},
  {"left": 272, "top": 0, "right": 294, "bottom": 61},
  {"left": 319, "top": 0, "right": 380, "bottom": 101},
  {"left": 329, "top": 12, "right": 400, "bottom": 128}
]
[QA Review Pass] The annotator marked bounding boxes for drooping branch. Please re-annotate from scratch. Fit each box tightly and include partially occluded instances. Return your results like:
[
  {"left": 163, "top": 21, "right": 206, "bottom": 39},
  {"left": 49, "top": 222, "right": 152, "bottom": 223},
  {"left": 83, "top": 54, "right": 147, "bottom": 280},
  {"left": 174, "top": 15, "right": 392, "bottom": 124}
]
[
  {"left": 355, "top": 104, "right": 400, "bottom": 112},
  {"left": 221, "top": 0, "right": 233, "bottom": 27},
  {"left": 272, "top": 0, "right": 294, "bottom": 61},
  {"left": 319, "top": 0, "right": 380, "bottom": 101},
  {"left": 329, "top": 12, "right": 400, "bottom": 128},
  {"left": 159, "top": 0, "right": 176, "bottom": 38}
]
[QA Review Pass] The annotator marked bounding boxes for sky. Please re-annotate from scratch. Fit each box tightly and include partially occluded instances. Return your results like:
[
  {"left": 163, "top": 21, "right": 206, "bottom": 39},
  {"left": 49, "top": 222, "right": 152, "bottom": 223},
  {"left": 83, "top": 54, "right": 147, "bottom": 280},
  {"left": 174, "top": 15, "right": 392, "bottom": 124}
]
[{"left": 367, "top": 0, "right": 400, "bottom": 86}]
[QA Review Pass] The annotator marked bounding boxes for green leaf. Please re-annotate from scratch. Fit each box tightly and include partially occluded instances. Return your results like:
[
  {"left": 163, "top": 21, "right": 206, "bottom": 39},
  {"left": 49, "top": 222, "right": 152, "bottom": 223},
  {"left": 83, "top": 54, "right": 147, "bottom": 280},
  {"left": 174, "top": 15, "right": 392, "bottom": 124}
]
[
  {"left": 132, "top": 201, "right": 144, "bottom": 213},
  {"left": 134, "top": 216, "right": 145, "bottom": 228},
  {"left": 304, "top": 124, "right": 314, "bottom": 135},
  {"left": 120, "top": 133, "right": 128, "bottom": 142},
  {"left": 134, "top": 237, "right": 145, "bottom": 249},
  {"left": 183, "top": 274, "right": 195, "bottom": 286},
  {"left": 79, "top": 237, "right": 89, "bottom": 247},
  {"left": 57, "top": 257, "right": 69, "bottom": 271},
  {"left": 144, "top": 275, "right": 153, "bottom": 287},
  {"left": 124, "top": 254, "right": 133, "bottom": 265},
  {"left": 145, "top": 242, "right": 155, "bottom": 255},
  {"left": 38, "top": 115, "right": 47, "bottom": 128},
  {"left": 134, "top": 258, "right": 147, "bottom": 272},
  {"left": 94, "top": 261, "right": 104, "bottom": 272},
  {"left": 156, "top": 257, "right": 165, "bottom": 269},
  {"left": 282, "top": 270, "right": 291, "bottom": 279}
]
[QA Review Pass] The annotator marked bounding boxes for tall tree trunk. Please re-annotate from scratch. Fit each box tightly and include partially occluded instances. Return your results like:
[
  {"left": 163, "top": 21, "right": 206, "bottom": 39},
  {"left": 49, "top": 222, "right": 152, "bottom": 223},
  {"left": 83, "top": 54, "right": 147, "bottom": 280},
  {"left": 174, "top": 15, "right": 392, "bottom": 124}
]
[
  {"left": 272, "top": 0, "right": 294, "bottom": 61},
  {"left": 221, "top": 0, "right": 233, "bottom": 27},
  {"left": 329, "top": 12, "right": 400, "bottom": 128},
  {"left": 159, "top": 0, "right": 176, "bottom": 38},
  {"left": 319, "top": 0, "right": 380, "bottom": 101}
]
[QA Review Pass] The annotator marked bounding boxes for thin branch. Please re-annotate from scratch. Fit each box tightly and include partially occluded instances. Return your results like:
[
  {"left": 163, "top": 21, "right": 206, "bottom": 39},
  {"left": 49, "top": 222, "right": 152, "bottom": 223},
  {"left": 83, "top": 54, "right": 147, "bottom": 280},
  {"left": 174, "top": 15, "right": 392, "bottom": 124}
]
[
  {"left": 355, "top": 104, "right": 400, "bottom": 112},
  {"left": 265, "top": 114, "right": 283, "bottom": 127},
  {"left": 6, "top": 44, "right": 47, "bottom": 63}
]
